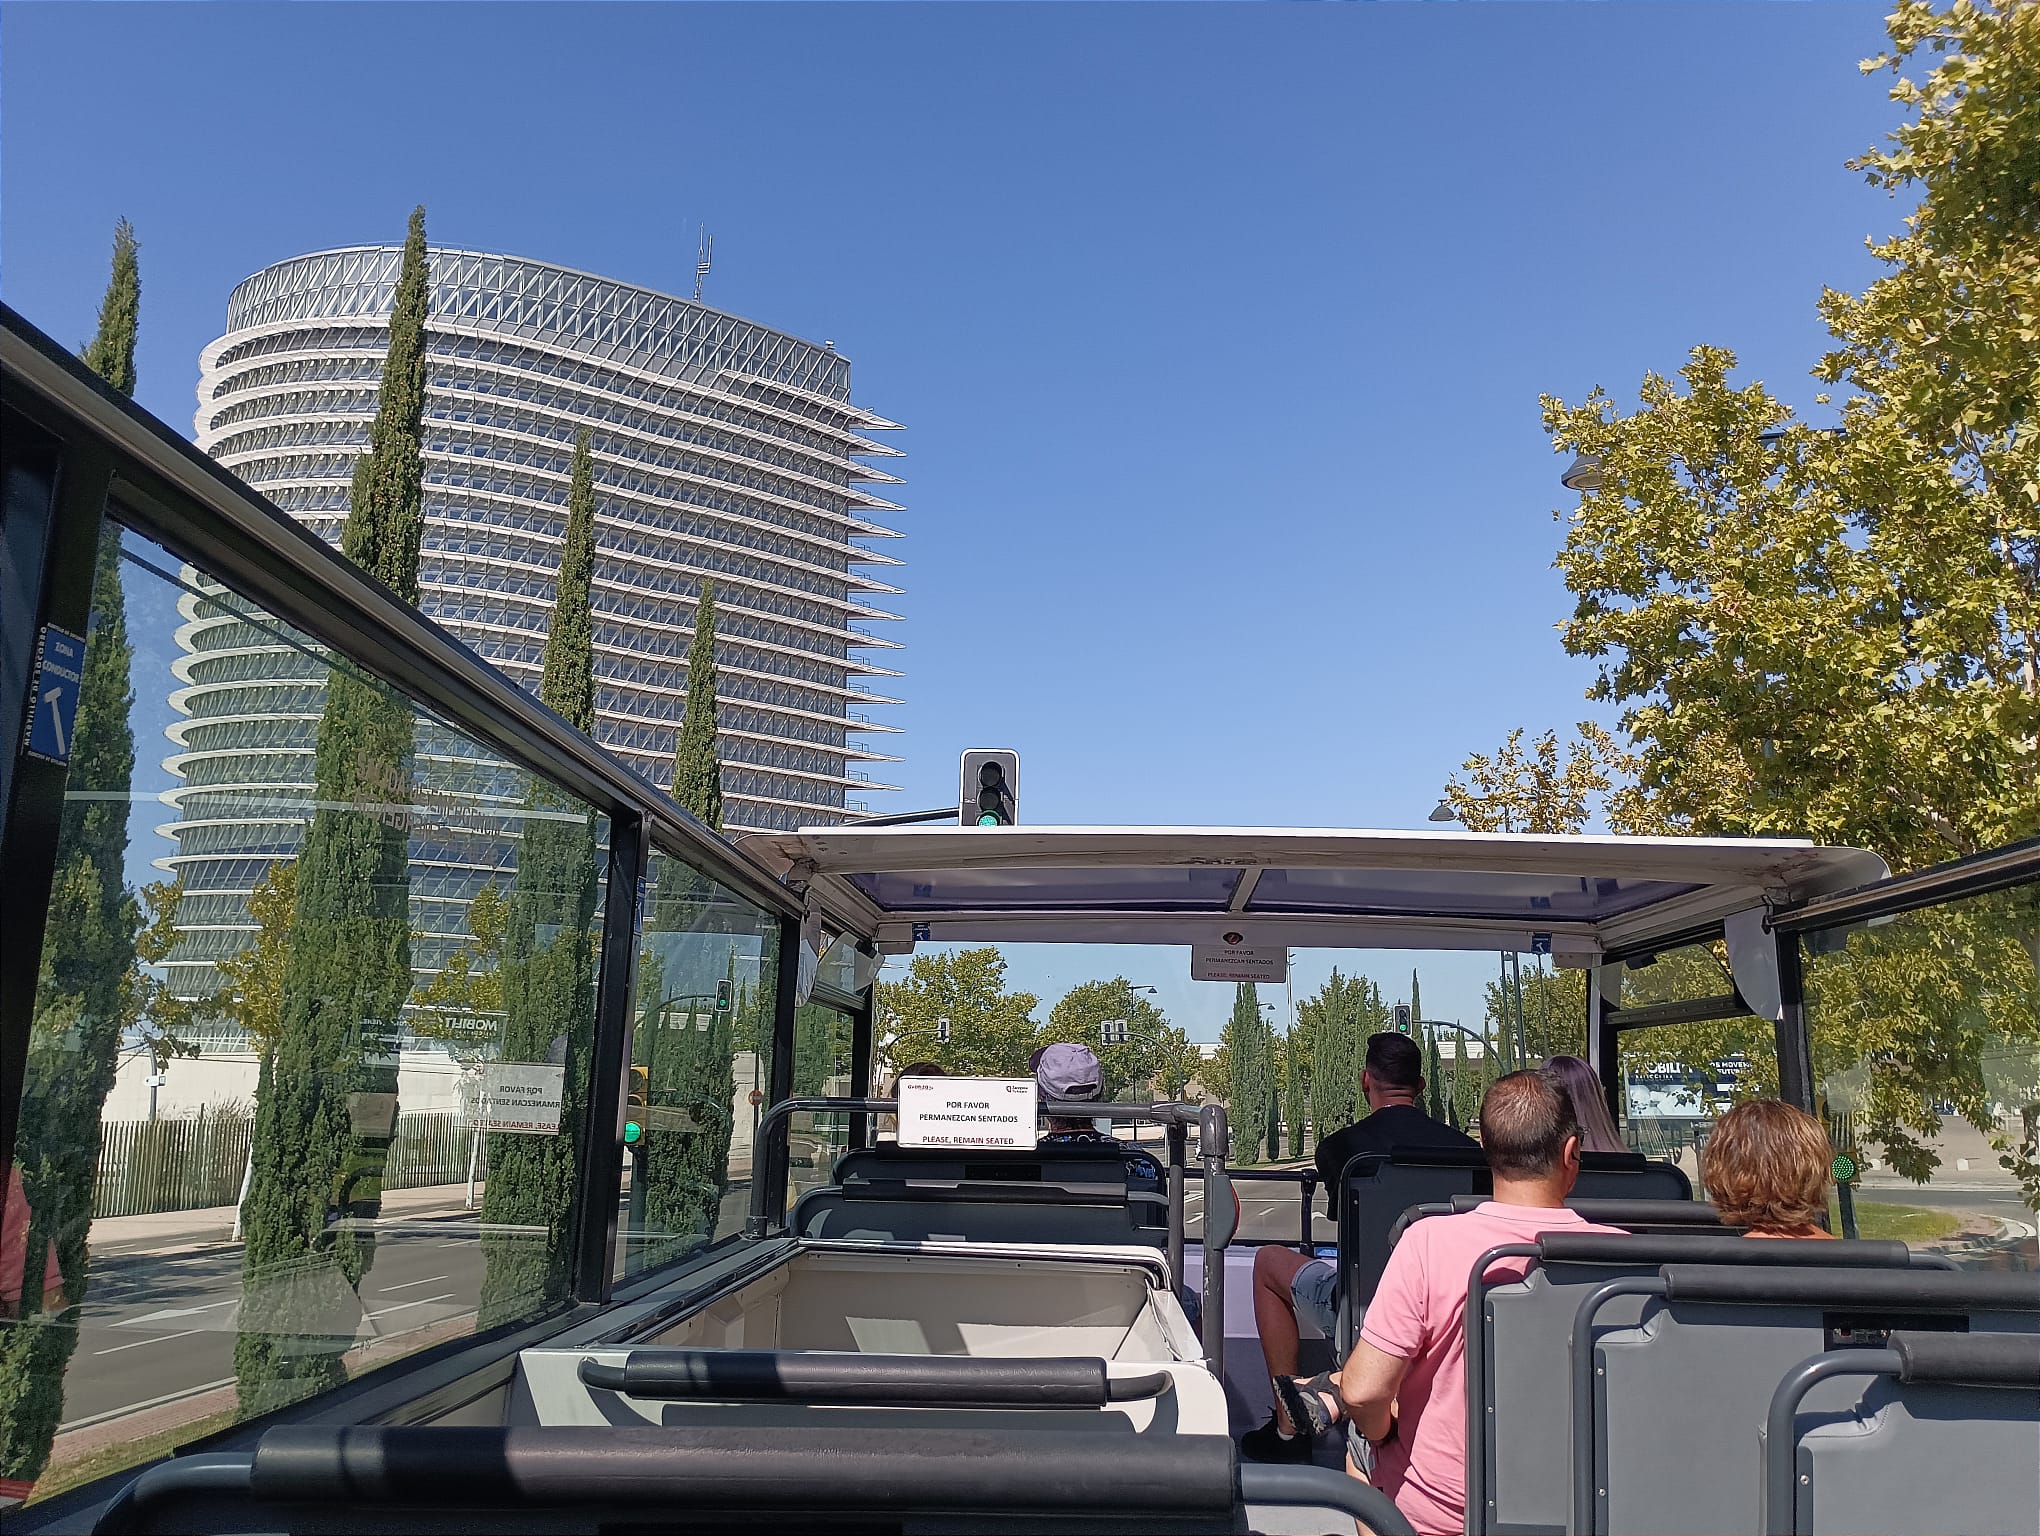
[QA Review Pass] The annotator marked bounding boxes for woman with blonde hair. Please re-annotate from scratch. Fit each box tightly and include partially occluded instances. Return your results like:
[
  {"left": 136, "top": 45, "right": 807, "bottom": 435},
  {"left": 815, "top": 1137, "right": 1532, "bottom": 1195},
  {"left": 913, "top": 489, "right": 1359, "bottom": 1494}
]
[
  {"left": 1540, "top": 1055, "right": 1627, "bottom": 1154},
  {"left": 1701, "top": 1098, "right": 1836, "bottom": 1239}
]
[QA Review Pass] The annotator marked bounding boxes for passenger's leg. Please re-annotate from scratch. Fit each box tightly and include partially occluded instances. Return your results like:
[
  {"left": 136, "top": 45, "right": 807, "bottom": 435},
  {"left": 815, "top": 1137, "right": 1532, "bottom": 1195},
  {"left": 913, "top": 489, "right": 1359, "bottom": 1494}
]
[{"left": 1252, "top": 1245, "right": 1313, "bottom": 1430}]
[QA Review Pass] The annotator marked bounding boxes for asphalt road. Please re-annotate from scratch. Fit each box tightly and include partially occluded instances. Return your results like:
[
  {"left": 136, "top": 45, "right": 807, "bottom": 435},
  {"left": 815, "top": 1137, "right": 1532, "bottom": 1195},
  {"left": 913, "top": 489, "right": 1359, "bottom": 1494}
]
[{"left": 63, "top": 1215, "right": 489, "bottom": 1430}]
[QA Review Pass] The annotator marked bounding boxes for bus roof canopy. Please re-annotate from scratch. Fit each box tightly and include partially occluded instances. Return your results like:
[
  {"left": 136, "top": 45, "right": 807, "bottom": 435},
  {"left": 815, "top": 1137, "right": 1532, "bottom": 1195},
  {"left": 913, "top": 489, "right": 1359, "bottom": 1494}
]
[{"left": 740, "top": 826, "right": 1889, "bottom": 960}]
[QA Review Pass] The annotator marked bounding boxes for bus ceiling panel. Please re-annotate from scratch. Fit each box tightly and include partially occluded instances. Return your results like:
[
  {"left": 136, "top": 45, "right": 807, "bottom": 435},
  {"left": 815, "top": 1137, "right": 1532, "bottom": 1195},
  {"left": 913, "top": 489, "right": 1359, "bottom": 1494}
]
[
  {"left": 1243, "top": 865, "right": 1699, "bottom": 921},
  {"left": 745, "top": 826, "right": 1888, "bottom": 955},
  {"left": 865, "top": 910, "right": 1607, "bottom": 959},
  {"left": 0, "top": 303, "right": 799, "bottom": 923},
  {"left": 1770, "top": 834, "right": 2040, "bottom": 936},
  {"left": 743, "top": 825, "right": 1889, "bottom": 891}
]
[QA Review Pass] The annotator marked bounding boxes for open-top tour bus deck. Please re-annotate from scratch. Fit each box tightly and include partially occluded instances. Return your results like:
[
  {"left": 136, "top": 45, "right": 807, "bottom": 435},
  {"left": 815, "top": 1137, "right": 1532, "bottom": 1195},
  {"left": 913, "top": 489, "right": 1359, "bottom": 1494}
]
[{"left": 5, "top": 304, "right": 2036, "bottom": 1534}]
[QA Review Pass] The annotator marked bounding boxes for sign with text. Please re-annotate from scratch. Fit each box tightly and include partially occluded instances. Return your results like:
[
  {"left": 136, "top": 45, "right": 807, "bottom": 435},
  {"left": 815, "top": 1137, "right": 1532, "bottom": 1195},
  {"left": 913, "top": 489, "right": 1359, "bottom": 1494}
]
[
  {"left": 480, "top": 1062, "right": 566, "bottom": 1134},
  {"left": 1190, "top": 932, "right": 1288, "bottom": 984},
  {"left": 897, "top": 1075, "right": 1038, "bottom": 1150},
  {"left": 22, "top": 624, "right": 86, "bottom": 767}
]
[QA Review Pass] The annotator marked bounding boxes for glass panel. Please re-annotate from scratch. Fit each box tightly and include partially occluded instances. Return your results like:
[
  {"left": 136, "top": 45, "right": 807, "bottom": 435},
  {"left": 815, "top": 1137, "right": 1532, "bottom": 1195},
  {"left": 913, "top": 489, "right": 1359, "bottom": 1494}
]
[
  {"left": 785, "top": 1002, "right": 856, "bottom": 1214},
  {"left": 1802, "top": 881, "right": 2039, "bottom": 1267},
  {"left": 619, "top": 850, "right": 779, "bottom": 1279},
  {"left": 849, "top": 865, "right": 1240, "bottom": 911},
  {"left": 3, "top": 525, "right": 606, "bottom": 1500},
  {"left": 1612, "top": 942, "right": 1771, "bottom": 1173},
  {"left": 1251, "top": 867, "right": 1698, "bottom": 921}
]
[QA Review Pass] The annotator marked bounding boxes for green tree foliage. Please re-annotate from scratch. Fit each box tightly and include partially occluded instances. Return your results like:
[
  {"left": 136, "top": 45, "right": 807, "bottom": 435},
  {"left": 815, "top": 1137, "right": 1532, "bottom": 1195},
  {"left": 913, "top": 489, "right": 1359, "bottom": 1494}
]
[
  {"left": 211, "top": 861, "right": 298, "bottom": 1062},
  {"left": 1281, "top": 1029, "right": 1308, "bottom": 1159},
  {"left": 1440, "top": 727, "right": 1615, "bottom": 835},
  {"left": 1304, "top": 969, "right": 1379, "bottom": 1136},
  {"left": 1046, "top": 978, "right": 1170, "bottom": 1098},
  {"left": 478, "top": 429, "right": 602, "bottom": 1325},
  {"left": 1424, "top": 1026, "right": 1446, "bottom": 1122},
  {"left": 673, "top": 581, "right": 724, "bottom": 829},
  {"left": 1222, "top": 984, "right": 1277, "bottom": 1164},
  {"left": 2, "top": 220, "right": 144, "bottom": 1488},
  {"left": 1522, "top": 6, "right": 2040, "bottom": 1199},
  {"left": 1484, "top": 965, "right": 1589, "bottom": 1066},
  {"left": 79, "top": 218, "right": 140, "bottom": 397},
  {"left": 878, "top": 949, "right": 1041, "bottom": 1076},
  {"left": 1149, "top": 1025, "right": 1204, "bottom": 1102},
  {"left": 632, "top": 923, "right": 748, "bottom": 1267},
  {"left": 236, "top": 208, "right": 431, "bottom": 1415}
]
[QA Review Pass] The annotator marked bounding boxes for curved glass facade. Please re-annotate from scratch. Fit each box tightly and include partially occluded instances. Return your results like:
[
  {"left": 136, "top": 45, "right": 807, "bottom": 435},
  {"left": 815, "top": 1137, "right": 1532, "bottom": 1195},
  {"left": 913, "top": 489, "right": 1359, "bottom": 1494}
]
[{"left": 164, "top": 246, "right": 904, "bottom": 990}]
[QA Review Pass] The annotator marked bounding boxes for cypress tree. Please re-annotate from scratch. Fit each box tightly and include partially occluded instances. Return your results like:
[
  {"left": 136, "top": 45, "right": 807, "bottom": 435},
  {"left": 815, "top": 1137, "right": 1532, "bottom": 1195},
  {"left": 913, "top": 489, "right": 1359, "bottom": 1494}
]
[
  {"left": 1223, "top": 983, "right": 1275, "bottom": 1164},
  {"left": 672, "top": 582, "right": 723, "bottom": 828},
  {"left": 1425, "top": 1025, "right": 1446, "bottom": 1122},
  {"left": 235, "top": 208, "right": 431, "bottom": 1415},
  {"left": 1308, "top": 969, "right": 1367, "bottom": 1135},
  {"left": 1282, "top": 1029, "right": 1307, "bottom": 1159},
  {"left": 0, "top": 220, "right": 143, "bottom": 1488},
  {"left": 478, "top": 432, "right": 601, "bottom": 1325}
]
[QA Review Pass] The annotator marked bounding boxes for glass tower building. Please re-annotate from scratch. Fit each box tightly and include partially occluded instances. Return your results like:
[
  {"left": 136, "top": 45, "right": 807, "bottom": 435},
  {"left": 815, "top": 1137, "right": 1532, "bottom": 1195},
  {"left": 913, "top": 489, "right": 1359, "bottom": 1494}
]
[{"left": 163, "top": 246, "right": 904, "bottom": 994}]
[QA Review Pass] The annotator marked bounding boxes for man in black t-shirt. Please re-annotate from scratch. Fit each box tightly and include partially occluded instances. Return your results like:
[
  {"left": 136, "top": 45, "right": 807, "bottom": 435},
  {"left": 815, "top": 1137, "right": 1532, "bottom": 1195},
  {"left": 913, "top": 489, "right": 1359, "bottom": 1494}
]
[{"left": 1241, "top": 1032, "right": 1476, "bottom": 1462}]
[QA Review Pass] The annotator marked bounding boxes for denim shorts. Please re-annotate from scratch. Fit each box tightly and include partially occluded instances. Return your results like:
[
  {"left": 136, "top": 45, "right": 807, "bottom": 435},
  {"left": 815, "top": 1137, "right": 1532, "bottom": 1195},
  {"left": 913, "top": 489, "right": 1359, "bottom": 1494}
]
[{"left": 1290, "top": 1257, "right": 1339, "bottom": 1338}]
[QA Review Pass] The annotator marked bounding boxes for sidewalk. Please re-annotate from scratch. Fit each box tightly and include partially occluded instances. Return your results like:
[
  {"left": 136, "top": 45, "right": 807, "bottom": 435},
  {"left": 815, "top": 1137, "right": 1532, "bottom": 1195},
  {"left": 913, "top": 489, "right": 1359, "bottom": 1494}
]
[{"left": 88, "top": 1181, "right": 486, "bottom": 1259}]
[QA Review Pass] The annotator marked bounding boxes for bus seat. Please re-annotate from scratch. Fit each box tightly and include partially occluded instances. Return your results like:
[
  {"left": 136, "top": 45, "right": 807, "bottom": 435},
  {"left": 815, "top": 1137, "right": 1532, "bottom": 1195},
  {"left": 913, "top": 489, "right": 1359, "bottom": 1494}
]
[
  {"left": 1468, "top": 1233, "right": 1922, "bottom": 1536},
  {"left": 1334, "top": 1148, "right": 1690, "bottom": 1350},
  {"left": 1579, "top": 1265, "right": 2038, "bottom": 1536},
  {"left": 794, "top": 1141, "right": 1167, "bottom": 1248},
  {"left": 1761, "top": 1331, "right": 2040, "bottom": 1536},
  {"left": 1386, "top": 1194, "right": 1730, "bottom": 1250}
]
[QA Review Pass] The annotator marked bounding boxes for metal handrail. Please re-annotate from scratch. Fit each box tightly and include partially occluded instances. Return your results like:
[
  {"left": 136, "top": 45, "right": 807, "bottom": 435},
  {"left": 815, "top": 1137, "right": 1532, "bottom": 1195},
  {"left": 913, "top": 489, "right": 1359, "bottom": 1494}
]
[{"left": 742, "top": 1096, "right": 1233, "bottom": 1375}]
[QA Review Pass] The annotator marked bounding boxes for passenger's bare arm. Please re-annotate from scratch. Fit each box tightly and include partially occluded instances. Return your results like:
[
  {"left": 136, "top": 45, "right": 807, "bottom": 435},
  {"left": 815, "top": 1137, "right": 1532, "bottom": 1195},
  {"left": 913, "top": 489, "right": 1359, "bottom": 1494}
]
[{"left": 1337, "top": 1338, "right": 1407, "bottom": 1444}]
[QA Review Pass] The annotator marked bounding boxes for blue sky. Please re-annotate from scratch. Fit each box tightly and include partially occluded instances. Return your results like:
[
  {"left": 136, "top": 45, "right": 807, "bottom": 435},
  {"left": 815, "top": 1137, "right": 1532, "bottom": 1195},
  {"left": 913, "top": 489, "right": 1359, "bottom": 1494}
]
[{"left": 2, "top": 2, "right": 1907, "bottom": 1038}]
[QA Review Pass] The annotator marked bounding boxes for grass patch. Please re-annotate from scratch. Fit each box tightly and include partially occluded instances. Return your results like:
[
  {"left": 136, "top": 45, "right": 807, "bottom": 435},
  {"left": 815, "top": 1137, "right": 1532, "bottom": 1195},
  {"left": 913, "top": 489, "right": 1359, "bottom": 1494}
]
[
  {"left": 1832, "top": 1198, "right": 1966, "bottom": 1243},
  {"left": 29, "top": 1406, "right": 238, "bottom": 1505}
]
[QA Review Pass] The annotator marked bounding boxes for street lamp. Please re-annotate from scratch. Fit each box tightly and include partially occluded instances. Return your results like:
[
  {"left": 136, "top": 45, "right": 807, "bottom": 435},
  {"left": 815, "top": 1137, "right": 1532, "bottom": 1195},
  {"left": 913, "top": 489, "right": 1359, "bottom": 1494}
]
[
  {"left": 1428, "top": 800, "right": 1456, "bottom": 823},
  {"left": 1561, "top": 452, "right": 1604, "bottom": 492}
]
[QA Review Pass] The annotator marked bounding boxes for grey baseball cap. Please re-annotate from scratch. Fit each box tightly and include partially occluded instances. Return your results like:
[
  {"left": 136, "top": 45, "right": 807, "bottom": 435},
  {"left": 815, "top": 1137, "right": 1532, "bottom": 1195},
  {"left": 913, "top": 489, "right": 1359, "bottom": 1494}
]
[{"left": 1035, "top": 1042, "right": 1102, "bottom": 1101}]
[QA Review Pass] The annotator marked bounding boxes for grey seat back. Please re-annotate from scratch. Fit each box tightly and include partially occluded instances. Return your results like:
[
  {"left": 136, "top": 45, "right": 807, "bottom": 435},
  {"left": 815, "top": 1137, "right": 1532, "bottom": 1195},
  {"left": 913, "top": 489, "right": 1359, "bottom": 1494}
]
[
  {"left": 1769, "top": 1332, "right": 2040, "bottom": 1536},
  {"left": 793, "top": 1187, "right": 1159, "bottom": 1247},
  {"left": 1335, "top": 1149, "right": 1690, "bottom": 1348},
  {"left": 1470, "top": 1235, "right": 1915, "bottom": 1536},
  {"left": 1584, "top": 1267, "right": 2039, "bottom": 1536},
  {"left": 793, "top": 1144, "right": 1164, "bottom": 1249}
]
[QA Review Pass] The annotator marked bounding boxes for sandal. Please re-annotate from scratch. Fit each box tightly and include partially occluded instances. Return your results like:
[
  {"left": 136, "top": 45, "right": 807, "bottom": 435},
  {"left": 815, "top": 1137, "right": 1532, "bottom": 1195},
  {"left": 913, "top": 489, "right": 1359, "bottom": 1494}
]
[{"left": 1274, "top": 1369, "right": 1345, "bottom": 1440}]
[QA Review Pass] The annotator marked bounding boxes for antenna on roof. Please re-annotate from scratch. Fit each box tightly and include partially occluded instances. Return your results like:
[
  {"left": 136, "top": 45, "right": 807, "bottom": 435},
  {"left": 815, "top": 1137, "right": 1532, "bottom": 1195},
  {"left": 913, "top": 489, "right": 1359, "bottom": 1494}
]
[{"left": 693, "top": 229, "right": 713, "bottom": 302}]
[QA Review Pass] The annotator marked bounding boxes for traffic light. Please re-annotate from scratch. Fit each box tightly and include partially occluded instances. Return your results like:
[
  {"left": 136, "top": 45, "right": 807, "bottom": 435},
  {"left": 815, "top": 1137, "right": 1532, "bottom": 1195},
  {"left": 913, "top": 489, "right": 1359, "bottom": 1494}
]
[
  {"left": 715, "top": 979, "right": 734, "bottom": 1015},
  {"left": 1100, "top": 1018, "right": 1128, "bottom": 1046},
  {"left": 624, "top": 1065, "right": 649, "bottom": 1145},
  {"left": 960, "top": 749, "right": 1019, "bottom": 827},
  {"left": 1392, "top": 1003, "right": 1413, "bottom": 1036}
]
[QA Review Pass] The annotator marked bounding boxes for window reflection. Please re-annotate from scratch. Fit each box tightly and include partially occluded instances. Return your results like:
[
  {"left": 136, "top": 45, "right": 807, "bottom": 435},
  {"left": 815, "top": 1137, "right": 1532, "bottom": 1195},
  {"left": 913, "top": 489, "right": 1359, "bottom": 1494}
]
[
  {"left": 1802, "top": 882, "right": 2039, "bottom": 1266},
  {"left": 619, "top": 851, "right": 779, "bottom": 1278},
  {"left": 3, "top": 523, "right": 605, "bottom": 1497}
]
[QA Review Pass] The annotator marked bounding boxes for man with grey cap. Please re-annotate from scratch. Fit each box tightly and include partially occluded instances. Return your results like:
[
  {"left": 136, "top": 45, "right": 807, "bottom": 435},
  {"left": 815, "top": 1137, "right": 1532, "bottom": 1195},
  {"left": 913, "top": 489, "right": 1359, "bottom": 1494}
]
[{"left": 1033, "top": 1043, "right": 1166, "bottom": 1189}]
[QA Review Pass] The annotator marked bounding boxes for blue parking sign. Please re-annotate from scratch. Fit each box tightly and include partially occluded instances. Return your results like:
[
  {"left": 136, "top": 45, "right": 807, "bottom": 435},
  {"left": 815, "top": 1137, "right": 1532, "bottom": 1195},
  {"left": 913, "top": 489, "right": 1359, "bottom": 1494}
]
[{"left": 23, "top": 624, "right": 86, "bottom": 767}]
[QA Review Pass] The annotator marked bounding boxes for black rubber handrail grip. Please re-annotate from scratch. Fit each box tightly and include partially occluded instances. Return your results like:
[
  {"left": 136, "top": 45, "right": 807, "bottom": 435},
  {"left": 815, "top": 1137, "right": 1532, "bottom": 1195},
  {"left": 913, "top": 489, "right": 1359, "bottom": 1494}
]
[
  {"left": 576, "top": 1350, "right": 1172, "bottom": 1406},
  {"left": 1542, "top": 1233, "right": 1912, "bottom": 1268},
  {"left": 233, "top": 1424, "right": 1241, "bottom": 1512},
  {"left": 94, "top": 1454, "right": 255, "bottom": 1535},
  {"left": 1237, "top": 1463, "right": 1418, "bottom": 1536},
  {"left": 1659, "top": 1263, "right": 2039, "bottom": 1308},
  {"left": 1890, "top": 1328, "right": 2040, "bottom": 1386}
]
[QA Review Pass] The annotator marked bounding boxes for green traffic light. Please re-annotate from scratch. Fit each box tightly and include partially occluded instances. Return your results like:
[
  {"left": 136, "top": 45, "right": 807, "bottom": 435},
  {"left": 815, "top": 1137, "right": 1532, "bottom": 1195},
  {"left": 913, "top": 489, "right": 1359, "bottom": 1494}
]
[
  {"left": 1830, "top": 1152, "right": 1857, "bottom": 1182},
  {"left": 623, "top": 1120, "right": 643, "bottom": 1145},
  {"left": 976, "top": 812, "right": 1000, "bottom": 827}
]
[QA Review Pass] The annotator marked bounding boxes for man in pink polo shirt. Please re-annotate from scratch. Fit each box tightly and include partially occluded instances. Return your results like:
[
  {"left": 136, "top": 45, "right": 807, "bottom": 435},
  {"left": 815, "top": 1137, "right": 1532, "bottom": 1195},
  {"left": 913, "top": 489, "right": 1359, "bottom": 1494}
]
[{"left": 1338, "top": 1069, "right": 1620, "bottom": 1536}]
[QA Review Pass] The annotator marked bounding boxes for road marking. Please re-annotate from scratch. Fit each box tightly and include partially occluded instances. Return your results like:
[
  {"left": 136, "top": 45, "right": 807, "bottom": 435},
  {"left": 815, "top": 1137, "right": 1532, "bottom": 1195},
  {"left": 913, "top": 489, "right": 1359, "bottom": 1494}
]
[
  {"left": 94, "top": 1328, "right": 204, "bottom": 1356},
  {"left": 112, "top": 1297, "right": 237, "bottom": 1329},
  {"left": 365, "top": 1291, "right": 455, "bottom": 1319},
  {"left": 373, "top": 1273, "right": 450, "bottom": 1293},
  {"left": 60, "top": 1377, "right": 237, "bottom": 1433}
]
